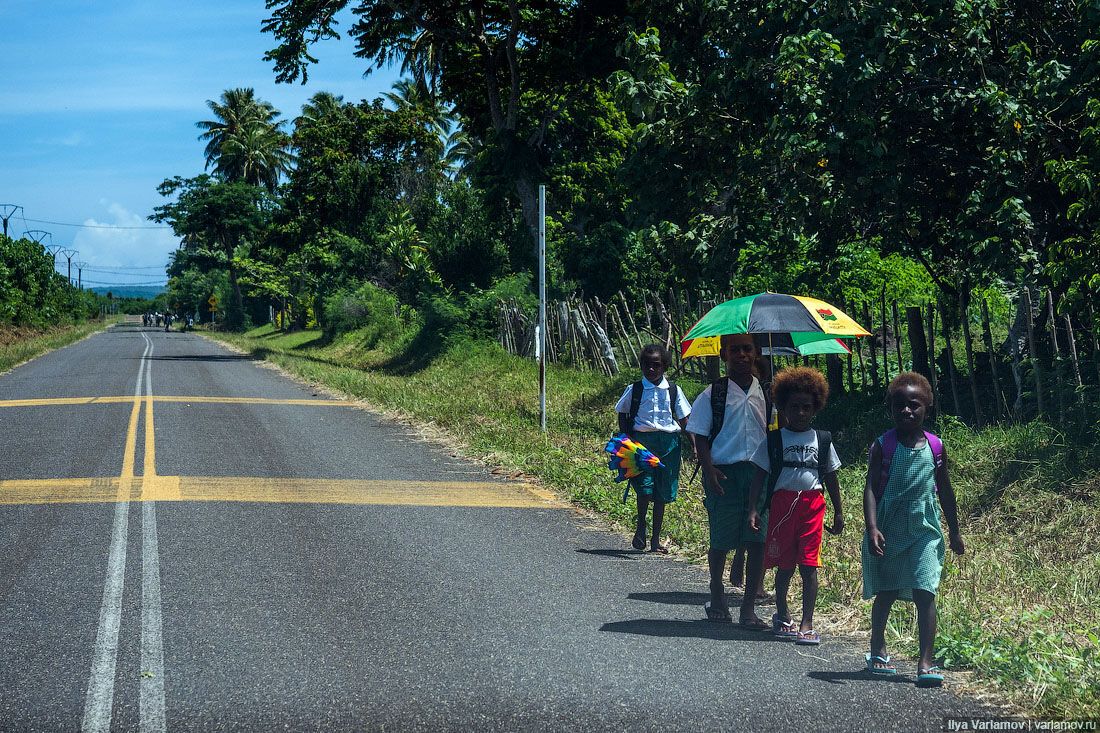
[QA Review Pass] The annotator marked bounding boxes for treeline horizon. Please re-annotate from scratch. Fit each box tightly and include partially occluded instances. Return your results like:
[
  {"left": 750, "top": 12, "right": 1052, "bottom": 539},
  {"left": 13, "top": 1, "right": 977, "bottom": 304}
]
[{"left": 153, "top": 1, "right": 1098, "bottom": 338}]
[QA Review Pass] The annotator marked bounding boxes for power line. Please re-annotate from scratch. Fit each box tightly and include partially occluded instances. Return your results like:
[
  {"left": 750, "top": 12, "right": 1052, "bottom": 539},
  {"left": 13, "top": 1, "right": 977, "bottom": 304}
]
[
  {"left": 80, "top": 265, "right": 169, "bottom": 272},
  {"left": 23, "top": 217, "right": 171, "bottom": 230},
  {"left": 80, "top": 279, "right": 168, "bottom": 286}
]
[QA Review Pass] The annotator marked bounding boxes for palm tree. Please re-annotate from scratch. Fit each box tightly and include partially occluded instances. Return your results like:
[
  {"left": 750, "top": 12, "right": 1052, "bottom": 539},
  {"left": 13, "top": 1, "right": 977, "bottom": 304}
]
[
  {"left": 196, "top": 88, "right": 291, "bottom": 191},
  {"left": 296, "top": 91, "right": 344, "bottom": 128},
  {"left": 395, "top": 29, "right": 444, "bottom": 95},
  {"left": 217, "top": 120, "right": 294, "bottom": 190}
]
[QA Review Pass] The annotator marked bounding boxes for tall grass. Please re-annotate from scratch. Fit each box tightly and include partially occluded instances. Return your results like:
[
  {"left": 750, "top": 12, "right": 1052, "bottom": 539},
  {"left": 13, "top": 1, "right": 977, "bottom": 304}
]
[
  {"left": 0, "top": 319, "right": 111, "bottom": 374},
  {"left": 213, "top": 324, "right": 1099, "bottom": 717}
]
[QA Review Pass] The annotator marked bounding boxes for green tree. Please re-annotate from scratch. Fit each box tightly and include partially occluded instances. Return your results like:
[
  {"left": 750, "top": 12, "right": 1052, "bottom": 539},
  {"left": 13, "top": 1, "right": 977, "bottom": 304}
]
[
  {"left": 152, "top": 176, "right": 276, "bottom": 329},
  {"left": 197, "top": 88, "right": 292, "bottom": 191}
]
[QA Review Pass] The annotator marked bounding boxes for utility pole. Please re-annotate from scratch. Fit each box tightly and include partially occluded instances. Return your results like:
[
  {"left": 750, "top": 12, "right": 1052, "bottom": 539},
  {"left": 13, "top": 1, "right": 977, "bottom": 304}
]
[
  {"left": 76, "top": 261, "right": 87, "bottom": 290},
  {"left": 61, "top": 249, "right": 78, "bottom": 286},
  {"left": 538, "top": 184, "right": 547, "bottom": 433},
  {"left": 24, "top": 229, "right": 50, "bottom": 249},
  {"left": 0, "top": 205, "right": 22, "bottom": 238},
  {"left": 45, "top": 244, "right": 63, "bottom": 272}
]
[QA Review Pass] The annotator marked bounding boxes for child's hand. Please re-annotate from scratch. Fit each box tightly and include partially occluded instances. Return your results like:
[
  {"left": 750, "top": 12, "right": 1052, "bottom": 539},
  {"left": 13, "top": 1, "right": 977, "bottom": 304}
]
[
  {"left": 868, "top": 528, "right": 886, "bottom": 556},
  {"left": 748, "top": 510, "right": 760, "bottom": 532},
  {"left": 706, "top": 466, "right": 727, "bottom": 495},
  {"left": 949, "top": 530, "right": 965, "bottom": 555},
  {"left": 826, "top": 514, "right": 844, "bottom": 536}
]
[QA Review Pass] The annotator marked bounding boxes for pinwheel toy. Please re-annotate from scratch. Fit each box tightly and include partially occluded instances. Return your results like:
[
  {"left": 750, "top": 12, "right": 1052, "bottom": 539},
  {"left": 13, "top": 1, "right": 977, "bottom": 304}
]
[{"left": 605, "top": 433, "right": 664, "bottom": 483}]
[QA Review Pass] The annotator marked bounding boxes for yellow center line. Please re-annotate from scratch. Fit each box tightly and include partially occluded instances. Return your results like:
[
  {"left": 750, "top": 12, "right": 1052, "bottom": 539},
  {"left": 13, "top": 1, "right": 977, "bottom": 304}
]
[
  {"left": 0, "top": 396, "right": 353, "bottom": 408},
  {"left": 0, "top": 477, "right": 561, "bottom": 508},
  {"left": 143, "top": 392, "right": 156, "bottom": 480}
]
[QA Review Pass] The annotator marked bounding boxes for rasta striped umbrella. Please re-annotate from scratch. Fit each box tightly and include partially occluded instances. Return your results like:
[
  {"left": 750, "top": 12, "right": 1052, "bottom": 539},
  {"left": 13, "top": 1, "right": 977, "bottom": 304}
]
[{"left": 680, "top": 292, "right": 869, "bottom": 358}]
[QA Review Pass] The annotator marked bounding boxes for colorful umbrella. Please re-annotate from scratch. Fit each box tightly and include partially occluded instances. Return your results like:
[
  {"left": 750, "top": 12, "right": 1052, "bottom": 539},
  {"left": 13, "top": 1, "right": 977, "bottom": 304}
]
[
  {"left": 604, "top": 433, "right": 664, "bottom": 483},
  {"left": 680, "top": 293, "right": 869, "bottom": 358}
]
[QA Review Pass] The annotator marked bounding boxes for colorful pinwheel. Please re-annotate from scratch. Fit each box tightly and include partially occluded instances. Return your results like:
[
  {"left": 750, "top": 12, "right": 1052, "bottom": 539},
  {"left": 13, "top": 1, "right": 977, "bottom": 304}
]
[{"left": 604, "top": 433, "right": 664, "bottom": 483}]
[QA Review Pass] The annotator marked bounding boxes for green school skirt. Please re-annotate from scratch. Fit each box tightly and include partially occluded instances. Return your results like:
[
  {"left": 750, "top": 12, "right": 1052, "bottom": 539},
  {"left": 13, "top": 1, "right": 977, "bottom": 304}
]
[
  {"left": 703, "top": 462, "right": 768, "bottom": 551},
  {"left": 627, "top": 430, "right": 682, "bottom": 503}
]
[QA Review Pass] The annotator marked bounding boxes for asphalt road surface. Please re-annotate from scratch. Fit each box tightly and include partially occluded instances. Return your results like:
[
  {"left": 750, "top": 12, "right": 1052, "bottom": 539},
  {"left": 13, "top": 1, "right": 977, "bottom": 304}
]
[{"left": 0, "top": 321, "right": 990, "bottom": 731}]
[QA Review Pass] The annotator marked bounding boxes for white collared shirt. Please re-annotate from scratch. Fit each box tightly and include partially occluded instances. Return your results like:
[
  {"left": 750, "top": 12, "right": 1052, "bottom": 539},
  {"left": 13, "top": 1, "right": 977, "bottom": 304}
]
[
  {"left": 614, "top": 377, "right": 691, "bottom": 433},
  {"left": 686, "top": 377, "right": 767, "bottom": 464}
]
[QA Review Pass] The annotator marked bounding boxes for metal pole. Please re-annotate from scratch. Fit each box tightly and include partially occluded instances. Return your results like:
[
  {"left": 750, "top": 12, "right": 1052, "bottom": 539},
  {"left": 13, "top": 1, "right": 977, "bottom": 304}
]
[{"left": 538, "top": 184, "right": 547, "bottom": 433}]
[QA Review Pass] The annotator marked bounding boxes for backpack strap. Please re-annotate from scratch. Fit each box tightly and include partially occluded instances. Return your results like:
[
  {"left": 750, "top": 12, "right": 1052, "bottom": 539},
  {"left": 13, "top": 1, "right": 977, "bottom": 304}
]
[
  {"left": 629, "top": 381, "right": 644, "bottom": 423},
  {"left": 874, "top": 429, "right": 898, "bottom": 501},
  {"left": 763, "top": 428, "right": 784, "bottom": 507},
  {"left": 708, "top": 378, "right": 728, "bottom": 441},
  {"left": 668, "top": 381, "right": 680, "bottom": 419},
  {"left": 924, "top": 430, "right": 945, "bottom": 492},
  {"left": 815, "top": 429, "right": 833, "bottom": 482}
]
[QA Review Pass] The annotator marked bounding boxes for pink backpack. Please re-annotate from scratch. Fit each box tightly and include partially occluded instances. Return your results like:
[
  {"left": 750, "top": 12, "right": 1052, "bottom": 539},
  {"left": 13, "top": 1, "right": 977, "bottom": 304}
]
[{"left": 873, "top": 429, "right": 945, "bottom": 500}]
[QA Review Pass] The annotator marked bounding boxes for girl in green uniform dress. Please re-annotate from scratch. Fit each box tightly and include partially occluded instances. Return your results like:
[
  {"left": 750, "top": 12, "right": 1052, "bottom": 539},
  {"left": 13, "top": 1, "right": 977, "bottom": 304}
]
[{"left": 863, "top": 372, "right": 965, "bottom": 687}]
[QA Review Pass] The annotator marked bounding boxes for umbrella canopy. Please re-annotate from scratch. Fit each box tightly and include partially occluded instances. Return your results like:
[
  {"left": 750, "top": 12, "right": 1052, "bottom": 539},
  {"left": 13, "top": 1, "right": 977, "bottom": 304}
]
[{"left": 680, "top": 293, "right": 869, "bottom": 358}]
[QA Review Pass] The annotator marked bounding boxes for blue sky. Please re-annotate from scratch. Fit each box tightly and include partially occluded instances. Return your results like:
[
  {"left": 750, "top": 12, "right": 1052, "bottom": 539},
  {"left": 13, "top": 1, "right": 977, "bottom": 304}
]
[{"left": 0, "top": 0, "right": 399, "bottom": 288}]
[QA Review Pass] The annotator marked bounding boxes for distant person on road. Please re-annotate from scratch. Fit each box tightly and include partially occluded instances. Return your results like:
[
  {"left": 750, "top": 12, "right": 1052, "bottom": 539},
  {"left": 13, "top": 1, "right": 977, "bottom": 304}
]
[
  {"left": 614, "top": 344, "right": 694, "bottom": 554},
  {"left": 164, "top": 314, "right": 172, "bottom": 332},
  {"left": 862, "top": 372, "right": 964, "bottom": 686},
  {"left": 686, "top": 333, "right": 770, "bottom": 629},
  {"left": 747, "top": 367, "right": 843, "bottom": 646}
]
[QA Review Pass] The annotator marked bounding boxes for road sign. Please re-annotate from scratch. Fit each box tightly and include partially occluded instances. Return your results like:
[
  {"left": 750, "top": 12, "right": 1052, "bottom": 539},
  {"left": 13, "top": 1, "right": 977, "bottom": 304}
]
[{"left": 208, "top": 295, "right": 219, "bottom": 307}]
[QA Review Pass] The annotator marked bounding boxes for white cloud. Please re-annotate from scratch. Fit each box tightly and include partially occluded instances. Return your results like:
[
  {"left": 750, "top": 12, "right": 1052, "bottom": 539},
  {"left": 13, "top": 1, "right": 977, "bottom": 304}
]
[{"left": 70, "top": 201, "right": 179, "bottom": 279}]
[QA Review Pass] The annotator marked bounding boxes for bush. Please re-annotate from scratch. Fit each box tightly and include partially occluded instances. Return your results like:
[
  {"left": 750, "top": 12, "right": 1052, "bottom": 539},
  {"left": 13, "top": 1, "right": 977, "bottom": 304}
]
[
  {"left": 462, "top": 273, "right": 536, "bottom": 337},
  {"left": 323, "top": 281, "right": 402, "bottom": 347}
]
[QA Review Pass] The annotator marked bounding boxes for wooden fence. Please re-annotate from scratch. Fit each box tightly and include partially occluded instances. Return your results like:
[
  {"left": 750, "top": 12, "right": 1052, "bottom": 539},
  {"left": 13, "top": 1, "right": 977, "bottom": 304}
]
[{"left": 498, "top": 288, "right": 1100, "bottom": 426}]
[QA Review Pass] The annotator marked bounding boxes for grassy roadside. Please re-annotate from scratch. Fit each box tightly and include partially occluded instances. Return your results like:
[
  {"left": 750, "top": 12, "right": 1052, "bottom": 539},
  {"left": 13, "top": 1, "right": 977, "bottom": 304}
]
[
  {"left": 211, "top": 324, "right": 1100, "bottom": 717},
  {"left": 0, "top": 319, "right": 114, "bottom": 374}
]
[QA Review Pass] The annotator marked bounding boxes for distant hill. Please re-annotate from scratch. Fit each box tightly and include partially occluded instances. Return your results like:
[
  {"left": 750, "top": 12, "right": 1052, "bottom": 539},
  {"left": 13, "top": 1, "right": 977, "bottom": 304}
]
[{"left": 89, "top": 286, "right": 165, "bottom": 300}]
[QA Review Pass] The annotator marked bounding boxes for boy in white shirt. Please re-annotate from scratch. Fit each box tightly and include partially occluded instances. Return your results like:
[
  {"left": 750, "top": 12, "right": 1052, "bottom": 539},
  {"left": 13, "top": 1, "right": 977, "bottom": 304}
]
[
  {"left": 747, "top": 367, "right": 844, "bottom": 645},
  {"left": 686, "top": 333, "right": 770, "bottom": 628},
  {"left": 615, "top": 344, "right": 693, "bottom": 553}
]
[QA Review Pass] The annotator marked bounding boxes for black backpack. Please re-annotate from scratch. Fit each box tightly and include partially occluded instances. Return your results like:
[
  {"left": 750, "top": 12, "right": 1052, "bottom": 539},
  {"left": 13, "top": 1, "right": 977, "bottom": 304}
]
[
  {"left": 618, "top": 380, "right": 680, "bottom": 434},
  {"left": 762, "top": 428, "right": 833, "bottom": 508}
]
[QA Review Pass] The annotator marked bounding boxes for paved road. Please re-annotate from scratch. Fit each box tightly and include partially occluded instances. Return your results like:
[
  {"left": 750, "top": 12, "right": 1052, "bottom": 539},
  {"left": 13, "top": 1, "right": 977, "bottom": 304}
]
[{"left": 0, "top": 321, "right": 989, "bottom": 731}]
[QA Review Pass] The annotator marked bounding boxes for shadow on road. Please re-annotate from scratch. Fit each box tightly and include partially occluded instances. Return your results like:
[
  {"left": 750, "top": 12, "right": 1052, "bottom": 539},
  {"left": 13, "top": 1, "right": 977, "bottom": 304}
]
[
  {"left": 576, "top": 548, "right": 642, "bottom": 560},
  {"left": 145, "top": 354, "right": 258, "bottom": 362},
  {"left": 628, "top": 591, "right": 710, "bottom": 606},
  {"left": 807, "top": 669, "right": 913, "bottom": 685},
  {"left": 600, "top": 618, "right": 780, "bottom": 642}
]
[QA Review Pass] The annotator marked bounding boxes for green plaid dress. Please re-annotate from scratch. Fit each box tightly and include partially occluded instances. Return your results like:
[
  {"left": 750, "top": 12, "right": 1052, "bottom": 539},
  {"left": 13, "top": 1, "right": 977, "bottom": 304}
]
[{"left": 862, "top": 442, "right": 945, "bottom": 600}]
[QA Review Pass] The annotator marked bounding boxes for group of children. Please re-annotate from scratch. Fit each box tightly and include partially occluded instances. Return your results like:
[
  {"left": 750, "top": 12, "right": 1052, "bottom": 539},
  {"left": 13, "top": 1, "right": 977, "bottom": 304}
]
[{"left": 613, "top": 335, "right": 964, "bottom": 687}]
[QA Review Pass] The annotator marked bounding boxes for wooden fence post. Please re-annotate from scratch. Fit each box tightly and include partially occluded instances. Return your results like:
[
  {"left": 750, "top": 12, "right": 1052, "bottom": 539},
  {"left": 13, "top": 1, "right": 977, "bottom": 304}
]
[
  {"left": 926, "top": 303, "right": 941, "bottom": 413},
  {"left": 980, "top": 298, "right": 1006, "bottom": 419},
  {"left": 939, "top": 300, "right": 962, "bottom": 416},
  {"left": 1064, "top": 315, "right": 1083, "bottom": 390},
  {"left": 907, "top": 306, "right": 931, "bottom": 380},
  {"left": 880, "top": 284, "right": 890, "bottom": 384},
  {"left": 1022, "top": 288, "right": 1044, "bottom": 418},
  {"left": 892, "top": 300, "right": 904, "bottom": 372},
  {"left": 1090, "top": 305, "right": 1100, "bottom": 387},
  {"left": 864, "top": 304, "right": 880, "bottom": 389},
  {"left": 1046, "top": 291, "right": 1066, "bottom": 423},
  {"left": 959, "top": 291, "right": 984, "bottom": 426}
]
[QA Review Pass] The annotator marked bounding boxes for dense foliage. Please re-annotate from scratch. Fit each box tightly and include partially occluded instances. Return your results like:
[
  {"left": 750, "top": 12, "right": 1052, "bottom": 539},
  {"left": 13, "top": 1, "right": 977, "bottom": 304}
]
[
  {"left": 0, "top": 234, "right": 103, "bottom": 327},
  {"left": 153, "top": 0, "right": 1099, "bottom": 338}
]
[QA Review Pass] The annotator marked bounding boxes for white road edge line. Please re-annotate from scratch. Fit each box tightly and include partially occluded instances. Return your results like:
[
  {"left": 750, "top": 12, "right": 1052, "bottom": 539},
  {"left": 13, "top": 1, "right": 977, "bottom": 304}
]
[
  {"left": 82, "top": 331, "right": 150, "bottom": 733},
  {"left": 140, "top": 340, "right": 167, "bottom": 733}
]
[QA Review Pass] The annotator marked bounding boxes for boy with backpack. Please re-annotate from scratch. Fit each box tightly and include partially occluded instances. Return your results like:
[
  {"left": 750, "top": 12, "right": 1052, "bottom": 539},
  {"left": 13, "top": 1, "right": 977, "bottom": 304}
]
[
  {"left": 686, "top": 333, "right": 771, "bottom": 627},
  {"left": 747, "top": 367, "right": 844, "bottom": 645},
  {"left": 614, "top": 344, "right": 694, "bottom": 553}
]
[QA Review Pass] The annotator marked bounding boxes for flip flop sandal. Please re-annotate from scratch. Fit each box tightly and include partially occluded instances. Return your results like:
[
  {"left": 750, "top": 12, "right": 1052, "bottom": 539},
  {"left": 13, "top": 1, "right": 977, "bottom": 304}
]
[
  {"left": 631, "top": 532, "right": 646, "bottom": 551},
  {"left": 795, "top": 629, "right": 821, "bottom": 646},
  {"left": 865, "top": 653, "right": 897, "bottom": 675},
  {"left": 771, "top": 614, "right": 798, "bottom": 640},
  {"left": 737, "top": 615, "right": 769, "bottom": 631},
  {"left": 648, "top": 544, "right": 670, "bottom": 554},
  {"left": 704, "top": 601, "right": 732, "bottom": 623},
  {"left": 916, "top": 667, "right": 944, "bottom": 688}
]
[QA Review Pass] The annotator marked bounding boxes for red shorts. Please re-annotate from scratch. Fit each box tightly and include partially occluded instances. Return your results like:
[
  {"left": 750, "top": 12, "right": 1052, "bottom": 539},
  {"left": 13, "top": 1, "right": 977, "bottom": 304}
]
[{"left": 764, "top": 490, "right": 826, "bottom": 570}]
